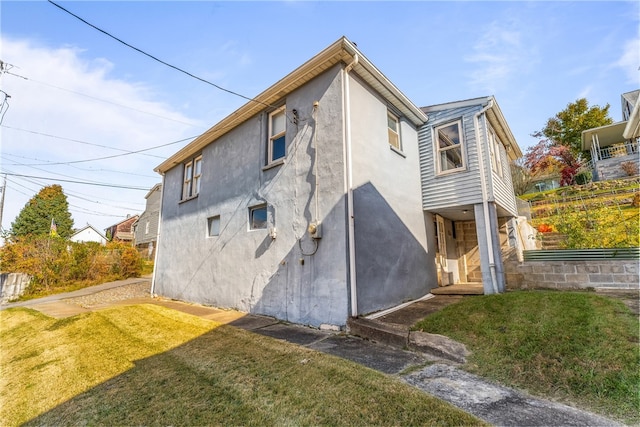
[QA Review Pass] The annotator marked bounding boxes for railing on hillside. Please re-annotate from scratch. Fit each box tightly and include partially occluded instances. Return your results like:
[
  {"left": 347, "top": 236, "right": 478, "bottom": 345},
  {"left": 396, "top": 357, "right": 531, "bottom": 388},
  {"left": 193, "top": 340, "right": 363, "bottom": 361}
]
[
  {"left": 523, "top": 247, "right": 640, "bottom": 261},
  {"left": 595, "top": 141, "right": 638, "bottom": 161}
]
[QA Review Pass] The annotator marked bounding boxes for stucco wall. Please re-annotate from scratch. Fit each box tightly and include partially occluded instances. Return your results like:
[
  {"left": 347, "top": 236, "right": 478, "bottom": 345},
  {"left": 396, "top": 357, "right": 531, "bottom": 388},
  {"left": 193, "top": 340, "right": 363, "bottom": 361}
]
[
  {"left": 154, "top": 65, "right": 350, "bottom": 327},
  {"left": 348, "top": 73, "right": 435, "bottom": 315}
]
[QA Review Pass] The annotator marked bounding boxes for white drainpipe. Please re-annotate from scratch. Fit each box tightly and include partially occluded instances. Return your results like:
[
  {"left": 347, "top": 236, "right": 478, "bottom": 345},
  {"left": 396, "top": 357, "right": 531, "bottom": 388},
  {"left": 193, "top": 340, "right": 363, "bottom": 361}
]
[
  {"left": 473, "top": 100, "right": 499, "bottom": 294},
  {"left": 343, "top": 54, "right": 359, "bottom": 317},
  {"left": 150, "top": 173, "right": 165, "bottom": 297}
]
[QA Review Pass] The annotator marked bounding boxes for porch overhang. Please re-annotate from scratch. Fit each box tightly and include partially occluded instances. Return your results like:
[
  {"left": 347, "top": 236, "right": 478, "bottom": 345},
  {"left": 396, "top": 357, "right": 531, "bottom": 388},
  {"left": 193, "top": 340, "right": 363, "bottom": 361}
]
[{"left": 581, "top": 121, "right": 627, "bottom": 151}]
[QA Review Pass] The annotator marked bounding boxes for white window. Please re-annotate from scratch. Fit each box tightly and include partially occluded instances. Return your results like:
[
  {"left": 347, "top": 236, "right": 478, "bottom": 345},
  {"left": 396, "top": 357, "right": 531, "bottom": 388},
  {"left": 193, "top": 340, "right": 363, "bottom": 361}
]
[
  {"left": 249, "top": 204, "right": 267, "bottom": 230},
  {"left": 207, "top": 215, "right": 220, "bottom": 237},
  {"left": 268, "top": 106, "right": 286, "bottom": 164},
  {"left": 182, "top": 155, "right": 202, "bottom": 200},
  {"left": 488, "top": 128, "right": 503, "bottom": 177},
  {"left": 387, "top": 111, "right": 401, "bottom": 150},
  {"left": 435, "top": 120, "right": 465, "bottom": 173},
  {"left": 145, "top": 221, "right": 150, "bottom": 235}
]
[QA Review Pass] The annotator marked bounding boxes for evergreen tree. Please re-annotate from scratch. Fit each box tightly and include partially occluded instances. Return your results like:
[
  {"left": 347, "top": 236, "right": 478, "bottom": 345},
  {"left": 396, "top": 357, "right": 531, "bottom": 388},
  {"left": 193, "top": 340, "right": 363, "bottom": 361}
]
[{"left": 11, "top": 185, "right": 74, "bottom": 238}]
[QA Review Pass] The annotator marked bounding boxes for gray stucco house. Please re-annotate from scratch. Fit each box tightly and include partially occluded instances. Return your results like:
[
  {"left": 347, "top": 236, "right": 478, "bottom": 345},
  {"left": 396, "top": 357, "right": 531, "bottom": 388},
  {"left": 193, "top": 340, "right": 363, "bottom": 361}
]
[{"left": 152, "top": 37, "right": 523, "bottom": 328}]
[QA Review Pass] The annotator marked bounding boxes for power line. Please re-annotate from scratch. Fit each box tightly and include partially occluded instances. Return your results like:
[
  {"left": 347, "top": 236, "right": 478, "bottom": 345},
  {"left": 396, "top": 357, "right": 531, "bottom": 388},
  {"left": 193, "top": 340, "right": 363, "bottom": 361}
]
[
  {"left": 2, "top": 153, "right": 158, "bottom": 179},
  {"left": 2, "top": 132, "right": 195, "bottom": 166},
  {"left": 48, "top": 0, "right": 273, "bottom": 109},
  {"left": 3, "top": 172, "right": 150, "bottom": 190},
  {"left": 2, "top": 125, "right": 166, "bottom": 159},
  {"left": 4, "top": 69, "right": 201, "bottom": 128}
]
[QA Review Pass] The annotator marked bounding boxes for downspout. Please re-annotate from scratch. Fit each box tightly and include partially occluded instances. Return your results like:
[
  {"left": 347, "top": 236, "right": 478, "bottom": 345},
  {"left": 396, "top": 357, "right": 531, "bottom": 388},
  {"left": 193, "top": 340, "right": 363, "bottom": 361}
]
[
  {"left": 473, "top": 100, "right": 499, "bottom": 294},
  {"left": 343, "top": 54, "right": 359, "bottom": 317},
  {"left": 150, "top": 173, "right": 165, "bottom": 297}
]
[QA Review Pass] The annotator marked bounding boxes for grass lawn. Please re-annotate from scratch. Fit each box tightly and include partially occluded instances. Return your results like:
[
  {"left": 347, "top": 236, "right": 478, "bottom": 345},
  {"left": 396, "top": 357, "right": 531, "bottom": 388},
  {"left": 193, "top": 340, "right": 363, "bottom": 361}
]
[
  {"left": 413, "top": 290, "right": 640, "bottom": 425},
  {"left": 0, "top": 304, "right": 484, "bottom": 426}
]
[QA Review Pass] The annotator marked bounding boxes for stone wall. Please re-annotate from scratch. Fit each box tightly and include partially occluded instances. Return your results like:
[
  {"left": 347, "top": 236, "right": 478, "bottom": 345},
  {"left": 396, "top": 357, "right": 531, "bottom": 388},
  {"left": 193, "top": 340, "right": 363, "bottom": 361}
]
[
  {"left": 0, "top": 273, "right": 31, "bottom": 304},
  {"left": 505, "top": 258, "right": 639, "bottom": 290}
]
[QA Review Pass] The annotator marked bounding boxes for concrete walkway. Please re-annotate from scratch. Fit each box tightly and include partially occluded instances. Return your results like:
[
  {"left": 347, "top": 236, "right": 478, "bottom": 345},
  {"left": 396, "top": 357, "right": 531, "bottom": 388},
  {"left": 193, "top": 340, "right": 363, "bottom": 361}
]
[{"left": 1, "top": 279, "right": 625, "bottom": 426}]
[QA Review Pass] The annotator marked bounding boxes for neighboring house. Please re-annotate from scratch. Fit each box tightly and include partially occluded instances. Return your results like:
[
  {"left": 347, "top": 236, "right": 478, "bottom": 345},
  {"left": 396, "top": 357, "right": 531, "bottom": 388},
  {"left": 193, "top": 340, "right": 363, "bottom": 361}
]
[
  {"left": 152, "top": 37, "right": 523, "bottom": 328},
  {"left": 133, "top": 183, "right": 162, "bottom": 259},
  {"left": 69, "top": 224, "right": 108, "bottom": 245},
  {"left": 581, "top": 90, "right": 640, "bottom": 181},
  {"left": 104, "top": 215, "right": 139, "bottom": 244}
]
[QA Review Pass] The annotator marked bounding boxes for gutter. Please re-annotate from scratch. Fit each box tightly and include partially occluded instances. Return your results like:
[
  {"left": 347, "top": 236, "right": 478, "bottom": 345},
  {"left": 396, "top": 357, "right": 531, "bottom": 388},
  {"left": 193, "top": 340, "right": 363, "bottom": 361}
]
[
  {"left": 343, "top": 54, "right": 359, "bottom": 317},
  {"left": 473, "top": 100, "right": 499, "bottom": 294},
  {"left": 150, "top": 173, "right": 165, "bottom": 297}
]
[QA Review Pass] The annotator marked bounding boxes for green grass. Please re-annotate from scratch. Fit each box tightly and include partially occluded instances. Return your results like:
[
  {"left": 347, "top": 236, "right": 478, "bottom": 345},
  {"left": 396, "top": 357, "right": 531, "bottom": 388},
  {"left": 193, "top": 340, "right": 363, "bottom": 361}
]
[
  {"left": 0, "top": 304, "right": 484, "bottom": 427},
  {"left": 413, "top": 291, "right": 640, "bottom": 424}
]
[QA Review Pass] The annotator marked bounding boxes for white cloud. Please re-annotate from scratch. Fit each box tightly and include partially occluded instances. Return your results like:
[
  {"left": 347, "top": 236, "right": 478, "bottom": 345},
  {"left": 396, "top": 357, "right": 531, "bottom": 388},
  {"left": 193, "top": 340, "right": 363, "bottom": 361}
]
[
  {"left": 1, "top": 36, "right": 201, "bottom": 232},
  {"left": 616, "top": 38, "right": 640, "bottom": 85},
  {"left": 464, "top": 16, "right": 539, "bottom": 95}
]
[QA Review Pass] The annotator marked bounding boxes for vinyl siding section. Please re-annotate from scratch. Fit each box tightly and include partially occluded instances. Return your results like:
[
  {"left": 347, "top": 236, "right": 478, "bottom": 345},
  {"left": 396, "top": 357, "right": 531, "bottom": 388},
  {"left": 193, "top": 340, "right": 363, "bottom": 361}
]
[
  {"left": 135, "top": 187, "right": 161, "bottom": 245},
  {"left": 489, "top": 135, "right": 518, "bottom": 216},
  {"left": 419, "top": 105, "right": 485, "bottom": 210}
]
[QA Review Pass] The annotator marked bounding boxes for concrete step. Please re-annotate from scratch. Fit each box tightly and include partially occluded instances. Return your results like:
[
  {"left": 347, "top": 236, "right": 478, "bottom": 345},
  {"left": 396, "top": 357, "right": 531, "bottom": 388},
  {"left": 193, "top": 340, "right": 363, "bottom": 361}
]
[{"left": 346, "top": 317, "right": 469, "bottom": 363}]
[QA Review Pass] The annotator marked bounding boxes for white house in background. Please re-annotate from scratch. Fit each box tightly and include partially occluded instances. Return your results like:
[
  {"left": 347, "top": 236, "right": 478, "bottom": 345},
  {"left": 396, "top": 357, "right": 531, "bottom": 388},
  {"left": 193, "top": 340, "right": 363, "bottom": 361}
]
[{"left": 70, "top": 224, "right": 108, "bottom": 245}]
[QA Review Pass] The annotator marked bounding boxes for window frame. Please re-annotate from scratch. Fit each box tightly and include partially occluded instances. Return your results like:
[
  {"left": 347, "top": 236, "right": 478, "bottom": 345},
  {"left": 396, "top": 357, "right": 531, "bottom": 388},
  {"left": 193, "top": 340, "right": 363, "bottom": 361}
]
[
  {"left": 248, "top": 204, "right": 268, "bottom": 230},
  {"left": 387, "top": 111, "right": 402, "bottom": 151},
  {"left": 434, "top": 119, "right": 466, "bottom": 175},
  {"left": 488, "top": 127, "right": 504, "bottom": 178},
  {"left": 267, "top": 106, "right": 286, "bottom": 165},
  {"left": 181, "top": 155, "right": 202, "bottom": 201},
  {"left": 207, "top": 215, "right": 220, "bottom": 237}
]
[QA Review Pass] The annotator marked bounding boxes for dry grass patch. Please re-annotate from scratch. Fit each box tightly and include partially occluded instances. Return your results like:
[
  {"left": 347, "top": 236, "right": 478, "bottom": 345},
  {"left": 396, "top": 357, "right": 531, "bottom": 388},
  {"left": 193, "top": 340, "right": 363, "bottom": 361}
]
[{"left": 1, "top": 304, "right": 484, "bottom": 426}]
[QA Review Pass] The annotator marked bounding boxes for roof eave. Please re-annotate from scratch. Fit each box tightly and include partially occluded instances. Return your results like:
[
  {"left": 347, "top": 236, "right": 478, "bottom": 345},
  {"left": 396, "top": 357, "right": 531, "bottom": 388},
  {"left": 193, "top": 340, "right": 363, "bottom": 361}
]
[{"left": 155, "top": 36, "right": 427, "bottom": 174}]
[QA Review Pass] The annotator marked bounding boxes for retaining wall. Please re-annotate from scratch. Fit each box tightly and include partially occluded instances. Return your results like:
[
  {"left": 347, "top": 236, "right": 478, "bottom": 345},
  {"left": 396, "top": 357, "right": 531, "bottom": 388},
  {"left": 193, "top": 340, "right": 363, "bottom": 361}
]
[
  {"left": 505, "top": 259, "right": 639, "bottom": 290},
  {"left": 0, "top": 273, "right": 31, "bottom": 304}
]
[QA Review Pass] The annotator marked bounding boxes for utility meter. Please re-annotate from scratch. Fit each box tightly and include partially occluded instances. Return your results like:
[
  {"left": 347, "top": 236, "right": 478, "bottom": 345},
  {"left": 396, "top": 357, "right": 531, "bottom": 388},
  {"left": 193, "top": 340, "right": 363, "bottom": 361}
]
[{"left": 308, "top": 222, "right": 322, "bottom": 239}]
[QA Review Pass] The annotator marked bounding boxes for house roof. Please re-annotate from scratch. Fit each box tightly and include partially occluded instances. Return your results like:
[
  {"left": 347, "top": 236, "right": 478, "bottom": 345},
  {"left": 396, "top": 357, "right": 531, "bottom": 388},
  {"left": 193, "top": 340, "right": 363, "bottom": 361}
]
[
  {"left": 144, "top": 183, "right": 162, "bottom": 200},
  {"left": 155, "top": 36, "right": 428, "bottom": 174},
  {"left": 421, "top": 96, "right": 523, "bottom": 160},
  {"left": 581, "top": 121, "right": 628, "bottom": 150},
  {"left": 105, "top": 215, "right": 140, "bottom": 230},
  {"left": 70, "top": 224, "right": 108, "bottom": 241}
]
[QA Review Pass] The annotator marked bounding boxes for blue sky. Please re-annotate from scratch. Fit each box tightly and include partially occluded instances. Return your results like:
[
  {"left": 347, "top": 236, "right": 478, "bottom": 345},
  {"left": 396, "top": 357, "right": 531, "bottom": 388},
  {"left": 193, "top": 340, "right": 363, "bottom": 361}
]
[{"left": 1, "top": 1, "right": 638, "bottom": 233}]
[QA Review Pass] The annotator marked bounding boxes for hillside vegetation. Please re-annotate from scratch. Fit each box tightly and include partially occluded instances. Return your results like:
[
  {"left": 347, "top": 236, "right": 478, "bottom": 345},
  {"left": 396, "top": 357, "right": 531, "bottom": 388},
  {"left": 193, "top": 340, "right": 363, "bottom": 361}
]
[{"left": 520, "top": 178, "right": 639, "bottom": 249}]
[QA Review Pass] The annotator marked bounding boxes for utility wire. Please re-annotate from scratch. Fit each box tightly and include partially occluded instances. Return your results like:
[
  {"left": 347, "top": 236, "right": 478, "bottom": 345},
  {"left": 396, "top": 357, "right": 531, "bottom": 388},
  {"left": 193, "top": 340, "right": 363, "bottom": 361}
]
[
  {"left": 3, "top": 172, "right": 149, "bottom": 190},
  {"left": 2, "top": 133, "right": 195, "bottom": 166},
  {"left": 2, "top": 153, "right": 158, "bottom": 178},
  {"left": 4, "top": 69, "right": 201, "bottom": 128},
  {"left": 48, "top": 0, "right": 272, "bottom": 108},
  {"left": 2, "top": 125, "right": 171, "bottom": 159}
]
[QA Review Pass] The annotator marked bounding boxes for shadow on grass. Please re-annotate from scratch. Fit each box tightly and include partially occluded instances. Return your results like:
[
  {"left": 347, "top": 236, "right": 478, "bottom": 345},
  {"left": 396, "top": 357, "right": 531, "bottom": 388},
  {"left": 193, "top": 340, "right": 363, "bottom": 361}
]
[{"left": 24, "top": 321, "right": 482, "bottom": 426}]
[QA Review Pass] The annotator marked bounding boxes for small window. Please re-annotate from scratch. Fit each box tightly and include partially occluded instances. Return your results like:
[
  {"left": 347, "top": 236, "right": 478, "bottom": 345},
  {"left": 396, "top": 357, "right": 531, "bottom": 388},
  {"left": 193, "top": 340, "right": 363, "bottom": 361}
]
[
  {"left": 207, "top": 215, "right": 220, "bottom": 237},
  {"left": 182, "top": 155, "right": 202, "bottom": 200},
  {"left": 249, "top": 204, "right": 267, "bottom": 230},
  {"left": 387, "top": 111, "right": 401, "bottom": 150},
  {"left": 435, "top": 120, "right": 464, "bottom": 173},
  {"left": 145, "top": 221, "right": 150, "bottom": 235},
  {"left": 488, "top": 128, "right": 504, "bottom": 177},
  {"left": 268, "top": 106, "right": 286, "bottom": 164}
]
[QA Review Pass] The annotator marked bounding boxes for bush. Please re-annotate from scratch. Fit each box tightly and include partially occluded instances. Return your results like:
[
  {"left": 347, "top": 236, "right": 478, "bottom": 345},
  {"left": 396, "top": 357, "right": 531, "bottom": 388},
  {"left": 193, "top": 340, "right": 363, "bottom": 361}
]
[{"left": 0, "top": 236, "right": 143, "bottom": 297}]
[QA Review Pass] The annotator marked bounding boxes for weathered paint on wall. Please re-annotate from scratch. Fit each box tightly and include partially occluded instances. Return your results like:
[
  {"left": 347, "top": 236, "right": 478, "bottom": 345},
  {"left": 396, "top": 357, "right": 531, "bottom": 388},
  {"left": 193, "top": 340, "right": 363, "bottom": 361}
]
[{"left": 154, "top": 65, "right": 350, "bottom": 327}]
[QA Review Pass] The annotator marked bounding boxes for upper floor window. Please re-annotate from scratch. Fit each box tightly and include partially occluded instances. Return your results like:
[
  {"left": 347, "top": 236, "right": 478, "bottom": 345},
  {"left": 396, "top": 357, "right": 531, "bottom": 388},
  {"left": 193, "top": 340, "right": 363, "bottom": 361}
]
[
  {"left": 268, "top": 106, "right": 286, "bottom": 164},
  {"left": 488, "top": 127, "right": 504, "bottom": 177},
  {"left": 387, "top": 111, "right": 401, "bottom": 150},
  {"left": 182, "top": 155, "right": 202, "bottom": 200},
  {"left": 435, "top": 120, "right": 464, "bottom": 174}
]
